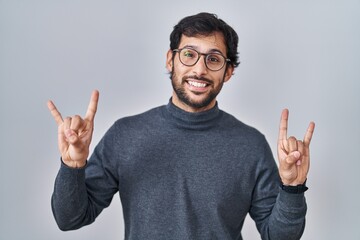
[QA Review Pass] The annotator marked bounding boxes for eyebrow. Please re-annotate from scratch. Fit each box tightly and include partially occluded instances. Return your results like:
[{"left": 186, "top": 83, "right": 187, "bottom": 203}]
[{"left": 182, "top": 45, "right": 225, "bottom": 55}]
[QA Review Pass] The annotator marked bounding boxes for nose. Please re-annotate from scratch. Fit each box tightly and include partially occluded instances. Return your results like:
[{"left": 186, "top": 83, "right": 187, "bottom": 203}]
[{"left": 192, "top": 55, "right": 208, "bottom": 76}]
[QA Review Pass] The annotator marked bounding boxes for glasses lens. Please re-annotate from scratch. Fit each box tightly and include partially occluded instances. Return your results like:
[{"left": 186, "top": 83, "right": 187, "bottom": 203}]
[
  {"left": 176, "top": 48, "right": 227, "bottom": 71},
  {"left": 179, "top": 48, "right": 198, "bottom": 66},
  {"left": 206, "top": 54, "right": 225, "bottom": 71}
]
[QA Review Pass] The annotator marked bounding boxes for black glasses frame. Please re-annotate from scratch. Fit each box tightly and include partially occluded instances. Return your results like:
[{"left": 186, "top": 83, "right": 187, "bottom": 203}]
[{"left": 173, "top": 48, "right": 231, "bottom": 71}]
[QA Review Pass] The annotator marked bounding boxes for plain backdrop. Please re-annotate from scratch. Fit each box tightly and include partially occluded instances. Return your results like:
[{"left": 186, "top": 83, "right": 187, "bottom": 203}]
[{"left": 1, "top": 0, "right": 359, "bottom": 239}]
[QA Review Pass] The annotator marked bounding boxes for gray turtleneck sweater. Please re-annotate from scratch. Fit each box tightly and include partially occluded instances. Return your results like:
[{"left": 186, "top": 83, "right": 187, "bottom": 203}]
[{"left": 52, "top": 101, "right": 307, "bottom": 240}]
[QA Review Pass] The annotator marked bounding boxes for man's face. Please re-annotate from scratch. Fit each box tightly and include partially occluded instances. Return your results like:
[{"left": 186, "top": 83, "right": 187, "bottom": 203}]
[{"left": 166, "top": 32, "right": 234, "bottom": 112}]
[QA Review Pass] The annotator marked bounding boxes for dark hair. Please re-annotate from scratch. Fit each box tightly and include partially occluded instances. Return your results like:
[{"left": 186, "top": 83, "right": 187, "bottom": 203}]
[{"left": 170, "top": 12, "right": 240, "bottom": 68}]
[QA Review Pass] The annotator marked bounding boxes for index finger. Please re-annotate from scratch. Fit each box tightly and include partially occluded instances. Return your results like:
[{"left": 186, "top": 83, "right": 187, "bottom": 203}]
[
  {"left": 85, "top": 90, "right": 99, "bottom": 121},
  {"left": 278, "top": 108, "right": 289, "bottom": 142},
  {"left": 47, "top": 100, "right": 64, "bottom": 126}
]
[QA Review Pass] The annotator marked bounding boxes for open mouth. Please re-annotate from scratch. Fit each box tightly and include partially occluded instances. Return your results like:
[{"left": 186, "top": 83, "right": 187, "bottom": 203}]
[
  {"left": 187, "top": 80, "right": 208, "bottom": 88},
  {"left": 185, "top": 80, "right": 210, "bottom": 94}
]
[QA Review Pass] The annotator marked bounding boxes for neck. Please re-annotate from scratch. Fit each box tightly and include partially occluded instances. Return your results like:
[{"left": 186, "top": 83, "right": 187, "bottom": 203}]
[{"left": 165, "top": 99, "right": 222, "bottom": 130}]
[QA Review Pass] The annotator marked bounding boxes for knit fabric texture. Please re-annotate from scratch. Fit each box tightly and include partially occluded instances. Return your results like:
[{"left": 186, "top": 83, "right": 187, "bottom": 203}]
[{"left": 52, "top": 100, "right": 307, "bottom": 240}]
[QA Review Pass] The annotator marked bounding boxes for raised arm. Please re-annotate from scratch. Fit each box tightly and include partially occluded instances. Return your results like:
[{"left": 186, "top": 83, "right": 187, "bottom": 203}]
[
  {"left": 47, "top": 90, "right": 99, "bottom": 168},
  {"left": 252, "top": 109, "right": 316, "bottom": 239}
]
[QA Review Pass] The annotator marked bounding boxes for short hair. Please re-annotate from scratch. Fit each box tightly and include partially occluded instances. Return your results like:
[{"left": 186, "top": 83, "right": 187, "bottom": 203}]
[{"left": 170, "top": 12, "right": 240, "bottom": 68}]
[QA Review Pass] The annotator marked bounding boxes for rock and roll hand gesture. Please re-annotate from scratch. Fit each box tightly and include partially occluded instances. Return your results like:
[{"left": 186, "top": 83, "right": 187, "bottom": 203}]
[
  {"left": 278, "top": 109, "right": 315, "bottom": 186},
  {"left": 47, "top": 90, "right": 99, "bottom": 168}
]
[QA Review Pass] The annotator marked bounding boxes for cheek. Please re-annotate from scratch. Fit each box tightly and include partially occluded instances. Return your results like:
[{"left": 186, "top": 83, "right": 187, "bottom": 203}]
[
  {"left": 172, "top": 63, "right": 188, "bottom": 76},
  {"left": 214, "top": 72, "right": 226, "bottom": 84}
]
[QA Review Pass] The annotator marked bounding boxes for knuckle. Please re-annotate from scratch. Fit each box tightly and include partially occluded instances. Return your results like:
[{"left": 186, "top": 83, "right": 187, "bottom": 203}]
[
  {"left": 73, "top": 115, "right": 82, "bottom": 121},
  {"left": 63, "top": 117, "right": 72, "bottom": 125},
  {"left": 288, "top": 136, "right": 297, "bottom": 141}
]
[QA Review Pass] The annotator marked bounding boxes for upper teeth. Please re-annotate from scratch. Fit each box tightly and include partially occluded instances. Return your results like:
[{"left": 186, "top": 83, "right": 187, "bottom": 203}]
[{"left": 189, "top": 81, "right": 206, "bottom": 87}]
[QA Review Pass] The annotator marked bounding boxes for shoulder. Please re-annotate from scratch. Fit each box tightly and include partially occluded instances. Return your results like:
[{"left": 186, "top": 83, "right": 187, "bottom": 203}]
[
  {"left": 98, "top": 105, "right": 166, "bottom": 144},
  {"left": 220, "top": 110, "right": 265, "bottom": 139},
  {"left": 112, "top": 105, "right": 166, "bottom": 131},
  {"left": 218, "top": 110, "right": 276, "bottom": 168},
  {"left": 217, "top": 110, "right": 271, "bottom": 154}
]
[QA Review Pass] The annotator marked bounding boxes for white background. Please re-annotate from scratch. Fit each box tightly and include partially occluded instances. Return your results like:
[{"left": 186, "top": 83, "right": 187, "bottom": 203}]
[{"left": 1, "top": 0, "right": 359, "bottom": 239}]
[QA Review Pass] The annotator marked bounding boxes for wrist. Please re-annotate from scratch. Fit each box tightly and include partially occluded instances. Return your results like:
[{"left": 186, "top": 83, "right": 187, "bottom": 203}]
[
  {"left": 61, "top": 158, "right": 87, "bottom": 168},
  {"left": 281, "top": 180, "right": 308, "bottom": 194}
]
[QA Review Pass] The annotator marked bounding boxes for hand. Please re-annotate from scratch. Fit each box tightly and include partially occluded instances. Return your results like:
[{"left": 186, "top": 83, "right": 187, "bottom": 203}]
[
  {"left": 277, "top": 109, "right": 315, "bottom": 186},
  {"left": 47, "top": 90, "right": 99, "bottom": 168}
]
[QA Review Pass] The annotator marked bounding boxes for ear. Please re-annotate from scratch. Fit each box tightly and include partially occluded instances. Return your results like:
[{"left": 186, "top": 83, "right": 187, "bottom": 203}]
[
  {"left": 223, "top": 64, "right": 234, "bottom": 83},
  {"left": 166, "top": 49, "right": 173, "bottom": 72}
]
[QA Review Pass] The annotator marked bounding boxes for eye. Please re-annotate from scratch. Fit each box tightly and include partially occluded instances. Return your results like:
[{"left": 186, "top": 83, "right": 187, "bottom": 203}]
[
  {"left": 182, "top": 49, "right": 196, "bottom": 58},
  {"left": 207, "top": 54, "right": 221, "bottom": 63}
]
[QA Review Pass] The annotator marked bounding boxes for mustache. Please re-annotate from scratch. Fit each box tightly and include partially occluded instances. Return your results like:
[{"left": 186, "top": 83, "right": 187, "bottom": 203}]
[{"left": 182, "top": 75, "right": 213, "bottom": 84}]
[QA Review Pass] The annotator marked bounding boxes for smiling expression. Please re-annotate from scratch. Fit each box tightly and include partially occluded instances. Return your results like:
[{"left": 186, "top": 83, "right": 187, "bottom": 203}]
[{"left": 166, "top": 32, "right": 234, "bottom": 112}]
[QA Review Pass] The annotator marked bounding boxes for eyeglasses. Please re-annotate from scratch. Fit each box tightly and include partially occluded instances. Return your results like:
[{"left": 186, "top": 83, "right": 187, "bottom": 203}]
[{"left": 173, "top": 47, "right": 231, "bottom": 71}]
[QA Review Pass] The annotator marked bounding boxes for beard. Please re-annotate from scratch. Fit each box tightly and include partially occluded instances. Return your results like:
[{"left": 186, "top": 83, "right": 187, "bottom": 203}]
[{"left": 170, "top": 68, "right": 225, "bottom": 110}]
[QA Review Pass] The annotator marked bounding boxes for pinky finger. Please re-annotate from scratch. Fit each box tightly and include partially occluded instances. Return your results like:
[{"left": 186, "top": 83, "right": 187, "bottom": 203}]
[{"left": 304, "top": 122, "right": 315, "bottom": 147}]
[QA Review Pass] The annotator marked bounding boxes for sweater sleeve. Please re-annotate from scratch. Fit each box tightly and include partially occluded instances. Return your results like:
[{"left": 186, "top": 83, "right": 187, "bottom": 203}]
[
  {"left": 51, "top": 161, "right": 92, "bottom": 231},
  {"left": 249, "top": 138, "right": 307, "bottom": 240},
  {"left": 51, "top": 124, "right": 120, "bottom": 231}
]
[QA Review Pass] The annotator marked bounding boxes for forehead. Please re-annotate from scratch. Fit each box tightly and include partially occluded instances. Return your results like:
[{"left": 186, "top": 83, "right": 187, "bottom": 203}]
[{"left": 178, "top": 32, "right": 227, "bottom": 54}]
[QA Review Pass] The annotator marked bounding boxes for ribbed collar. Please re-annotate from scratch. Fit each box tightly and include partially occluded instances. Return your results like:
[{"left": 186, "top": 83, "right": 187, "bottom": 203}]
[{"left": 164, "top": 99, "right": 223, "bottom": 130}]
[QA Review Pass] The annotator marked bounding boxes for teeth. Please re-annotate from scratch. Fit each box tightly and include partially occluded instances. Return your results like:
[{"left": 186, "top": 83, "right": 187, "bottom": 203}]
[{"left": 188, "top": 81, "right": 206, "bottom": 88}]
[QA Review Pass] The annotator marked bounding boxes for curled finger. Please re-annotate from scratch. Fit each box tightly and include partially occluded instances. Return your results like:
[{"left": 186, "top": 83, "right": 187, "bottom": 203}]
[
  {"left": 69, "top": 115, "right": 83, "bottom": 134},
  {"left": 287, "top": 136, "right": 298, "bottom": 152}
]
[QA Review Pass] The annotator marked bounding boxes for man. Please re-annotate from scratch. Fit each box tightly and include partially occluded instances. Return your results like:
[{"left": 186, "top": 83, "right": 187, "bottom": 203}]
[{"left": 48, "top": 12, "right": 315, "bottom": 240}]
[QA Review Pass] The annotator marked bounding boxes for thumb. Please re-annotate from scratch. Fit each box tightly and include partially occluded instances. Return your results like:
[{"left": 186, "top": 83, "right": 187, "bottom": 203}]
[
  {"left": 282, "top": 151, "right": 301, "bottom": 170},
  {"left": 65, "top": 129, "right": 82, "bottom": 147}
]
